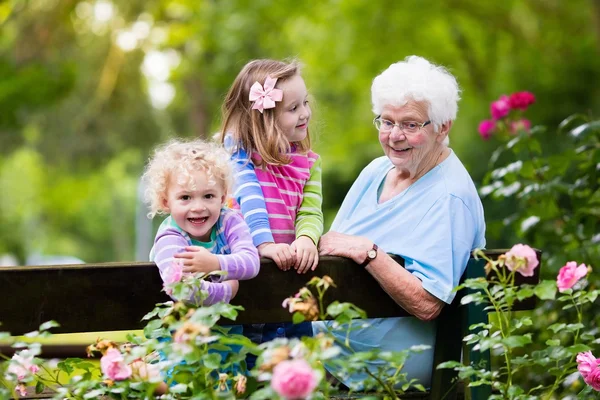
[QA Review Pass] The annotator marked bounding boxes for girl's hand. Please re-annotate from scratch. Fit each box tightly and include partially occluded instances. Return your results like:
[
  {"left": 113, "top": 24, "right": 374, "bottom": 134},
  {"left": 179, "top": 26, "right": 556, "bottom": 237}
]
[
  {"left": 290, "top": 236, "right": 318, "bottom": 274},
  {"left": 257, "top": 242, "right": 295, "bottom": 271},
  {"left": 318, "top": 231, "right": 373, "bottom": 265},
  {"left": 226, "top": 280, "right": 239, "bottom": 299},
  {"left": 174, "top": 246, "right": 220, "bottom": 274}
]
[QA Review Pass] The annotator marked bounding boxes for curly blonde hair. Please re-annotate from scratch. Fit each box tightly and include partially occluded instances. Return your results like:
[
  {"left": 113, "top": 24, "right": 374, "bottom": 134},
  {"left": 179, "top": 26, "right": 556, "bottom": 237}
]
[
  {"left": 142, "top": 138, "right": 233, "bottom": 218},
  {"left": 218, "top": 59, "right": 312, "bottom": 166}
]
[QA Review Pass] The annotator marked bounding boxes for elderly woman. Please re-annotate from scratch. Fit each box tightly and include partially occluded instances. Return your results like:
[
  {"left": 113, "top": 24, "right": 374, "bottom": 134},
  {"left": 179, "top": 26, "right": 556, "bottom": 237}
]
[{"left": 314, "top": 55, "right": 486, "bottom": 389}]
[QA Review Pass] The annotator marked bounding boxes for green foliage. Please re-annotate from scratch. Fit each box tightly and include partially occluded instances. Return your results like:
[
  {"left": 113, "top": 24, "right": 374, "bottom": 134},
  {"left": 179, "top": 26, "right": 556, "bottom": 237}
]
[
  {"left": 442, "top": 251, "right": 599, "bottom": 399},
  {"left": 0, "top": 275, "right": 426, "bottom": 399},
  {"left": 1, "top": 0, "right": 600, "bottom": 263},
  {"left": 471, "top": 113, "right": 600, "bottom": 396}
]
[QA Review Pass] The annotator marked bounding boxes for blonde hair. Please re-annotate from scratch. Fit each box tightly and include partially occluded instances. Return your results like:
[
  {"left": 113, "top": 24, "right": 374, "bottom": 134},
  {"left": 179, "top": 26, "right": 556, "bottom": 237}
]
[
  {"left": 142, "top": 138, "right": 233, "bottom": 218},
  {"left": 218, "top": 59, "right": 312, "bottom": 165}
]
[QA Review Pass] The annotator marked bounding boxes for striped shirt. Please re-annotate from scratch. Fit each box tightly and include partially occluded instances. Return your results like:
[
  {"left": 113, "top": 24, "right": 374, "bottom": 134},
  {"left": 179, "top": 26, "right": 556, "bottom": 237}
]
[
  {"left": 150, "top": 208, "right": 260, "bottom": 305},
  {"left": 229, "top": 143, "right": 324, "bottom": 246}
]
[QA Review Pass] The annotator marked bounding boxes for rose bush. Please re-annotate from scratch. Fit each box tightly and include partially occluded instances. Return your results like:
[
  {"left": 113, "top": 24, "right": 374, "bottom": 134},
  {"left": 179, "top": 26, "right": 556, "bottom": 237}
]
[
  {"left": 0, "top": 271, "right": 426, "bottom": 399},
  {"left": 467, "top": 91, "right": 600, "bottom": 398}
]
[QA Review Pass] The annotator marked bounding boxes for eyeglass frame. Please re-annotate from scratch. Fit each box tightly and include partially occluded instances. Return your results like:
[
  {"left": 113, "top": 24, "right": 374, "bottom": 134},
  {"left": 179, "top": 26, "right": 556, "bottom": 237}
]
[{"left": 373, "top": 116, "right": 431, "bottom": 134}]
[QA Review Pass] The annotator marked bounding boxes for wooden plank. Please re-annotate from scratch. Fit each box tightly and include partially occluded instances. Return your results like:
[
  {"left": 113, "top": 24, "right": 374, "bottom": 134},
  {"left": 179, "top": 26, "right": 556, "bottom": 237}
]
[{"left": 0, "top": 256, "right": 411, "bottom": 336}]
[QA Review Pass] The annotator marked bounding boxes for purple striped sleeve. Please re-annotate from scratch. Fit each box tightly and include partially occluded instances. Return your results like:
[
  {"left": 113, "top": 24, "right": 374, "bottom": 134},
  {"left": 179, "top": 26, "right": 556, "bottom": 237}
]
[
  {"left": 215, "top": 210, "right": 260, "bottom": 281},
  {"left": 153, "top": 228, "right": 233, "bottom": 305}
]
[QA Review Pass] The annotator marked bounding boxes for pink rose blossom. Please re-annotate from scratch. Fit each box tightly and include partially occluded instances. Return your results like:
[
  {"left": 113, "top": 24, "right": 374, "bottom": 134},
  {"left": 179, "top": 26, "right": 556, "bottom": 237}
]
[
  {"left": 586, "top": 367, "right": 600, "bottom": 391},
  {"left": 577, "top": 351, "right": 599, "bottom": 380},
  {"left": 509, "top": 118, "right": 531, "bottom": 134},
  {"left": 271, "top": 359, "right": 319, "bottom": 400},
  {"left": 163, "top": 261, "right": 183, "bottom": 294},
  {"left": 504, "top": 244, "right": 539, "bottom": 277},
  {"left": 490, "top": 95, "right": 511, "bottom": 120},
  {"left": 17, "top": 383, "right": 27, "bottom": 397},
  {"left": 6, "top": 351, "right": 40, "bottom": 381},
  {"left": 100, "top": 348, "right": 132, "bottom": 381},
  {"left": 557, "top": 261, "right": 589, "bottom": 292},
  {"left": 478, "top": 120, "right": 496, "bottom": 140},
  {"left": 508, "top": 91, "right": 536, "bottom": 111}
]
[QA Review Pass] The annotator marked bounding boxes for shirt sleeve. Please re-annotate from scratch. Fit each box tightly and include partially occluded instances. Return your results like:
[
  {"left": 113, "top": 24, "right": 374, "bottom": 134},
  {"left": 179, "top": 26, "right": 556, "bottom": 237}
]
[
  {"left": 295, "top": 155, "right": 324, "bottom": 245},
  {"left": 152, "top": 228, "right": 232, "bottom": 305},
  {"left": 230, "top": 147, "right": 274, "bottom": 247},
  {"left": 215, "top": 211, "right": 261, "bottom": 281},
  {"left": 403, "top": 194, "right": 478, "bottom": 304}
]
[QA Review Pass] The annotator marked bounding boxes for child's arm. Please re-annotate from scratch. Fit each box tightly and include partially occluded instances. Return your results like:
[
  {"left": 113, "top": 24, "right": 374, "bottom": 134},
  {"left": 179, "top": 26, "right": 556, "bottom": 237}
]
[
  {"left": 230, "top": 147, "right": 295, "bottom": 271},
  {"left": 230, "top": 147, "right": 274, "bottom": 246},
  {"left": 293, "top": 155, "right": 324, "bottom": 273},
  {"left": 153, "top": 228, "right": 234, "bottom": 305},
  {"left": 213, "top": 211, "right": 261, "bottom": 281}
]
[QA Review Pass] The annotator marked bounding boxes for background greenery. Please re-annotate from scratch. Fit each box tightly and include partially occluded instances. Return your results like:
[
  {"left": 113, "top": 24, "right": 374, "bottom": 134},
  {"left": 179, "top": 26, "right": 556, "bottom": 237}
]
[{"left": 1, "top": 0, "right": 599, "bottom": 266}]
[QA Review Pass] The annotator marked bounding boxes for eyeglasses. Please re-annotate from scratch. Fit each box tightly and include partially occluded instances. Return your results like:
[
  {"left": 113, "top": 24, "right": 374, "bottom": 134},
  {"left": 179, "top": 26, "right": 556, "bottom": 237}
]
[{"left": 373, "top": 116, "right": 431, "bottom": 134}]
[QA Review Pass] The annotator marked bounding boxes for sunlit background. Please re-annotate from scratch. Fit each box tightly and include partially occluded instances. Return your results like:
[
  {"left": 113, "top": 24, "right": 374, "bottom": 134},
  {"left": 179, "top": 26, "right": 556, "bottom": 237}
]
[{"left": 1, "top": 0, "right": 599, "bottom": 265}]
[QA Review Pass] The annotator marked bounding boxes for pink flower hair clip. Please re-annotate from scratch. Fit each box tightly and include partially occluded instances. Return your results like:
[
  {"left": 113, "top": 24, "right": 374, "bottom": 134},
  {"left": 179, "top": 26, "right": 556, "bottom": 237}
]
[{"left": 249, "top": 76, "right": 283, "bottom": 113}]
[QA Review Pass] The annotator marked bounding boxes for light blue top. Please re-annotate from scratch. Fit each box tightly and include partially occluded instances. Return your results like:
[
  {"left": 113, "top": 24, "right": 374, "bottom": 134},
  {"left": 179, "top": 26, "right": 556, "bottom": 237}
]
[{"left": 312, "top": 150, "right": 485, "bottom": 390}]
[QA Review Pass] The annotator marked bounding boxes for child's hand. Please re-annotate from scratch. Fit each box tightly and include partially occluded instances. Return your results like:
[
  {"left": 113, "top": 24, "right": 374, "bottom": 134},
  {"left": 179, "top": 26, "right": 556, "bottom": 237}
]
[
  {"left": 257, "top": 242, "right": 295, "bottom": 271},
  {"left": 174, "top": 246, "right": 220, "bottom": 275},
  {"left": 226, "top": 280, "right": 239, "bottom": 299},
  {"left": 290, "top": 236, "right": 318, "bottom": 274}
]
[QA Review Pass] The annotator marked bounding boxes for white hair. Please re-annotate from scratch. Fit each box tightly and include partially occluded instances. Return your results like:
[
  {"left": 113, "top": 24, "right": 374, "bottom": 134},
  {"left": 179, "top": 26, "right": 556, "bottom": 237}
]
[{"left": 371, "top": 56, "right": 461, "bottom": 135}]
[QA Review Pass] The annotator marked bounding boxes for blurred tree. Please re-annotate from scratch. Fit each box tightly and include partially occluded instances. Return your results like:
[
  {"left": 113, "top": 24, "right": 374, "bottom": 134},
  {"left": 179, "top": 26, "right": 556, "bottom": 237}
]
[{"left": 0, "top": 0, "right": 598, "bottom": 262}]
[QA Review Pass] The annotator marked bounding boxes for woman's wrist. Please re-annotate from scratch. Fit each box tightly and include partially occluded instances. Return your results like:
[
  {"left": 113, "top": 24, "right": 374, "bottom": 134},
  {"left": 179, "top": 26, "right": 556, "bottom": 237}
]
[{"left": 352, "top": 238, "right": 375, "bottom": 265}]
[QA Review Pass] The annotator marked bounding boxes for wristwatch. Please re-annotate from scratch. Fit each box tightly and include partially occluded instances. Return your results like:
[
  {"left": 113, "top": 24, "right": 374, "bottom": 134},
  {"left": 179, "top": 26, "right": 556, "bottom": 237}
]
[{"left": 360, "top": 243, "right": 378, "bottom": 267}]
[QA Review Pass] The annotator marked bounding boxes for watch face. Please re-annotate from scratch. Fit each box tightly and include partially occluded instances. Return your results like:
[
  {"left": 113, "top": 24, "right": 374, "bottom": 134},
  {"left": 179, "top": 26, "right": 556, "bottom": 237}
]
[{"left": 367, "top": 249, "right": 377, "bottom": 259}]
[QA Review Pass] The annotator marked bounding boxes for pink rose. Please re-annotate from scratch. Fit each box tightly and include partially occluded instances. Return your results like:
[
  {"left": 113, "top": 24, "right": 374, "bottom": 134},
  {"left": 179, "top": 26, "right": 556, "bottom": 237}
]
[
  {"left": 17, "top": 383, "right": 27, "bottom": 397},
  {"left": 271, "top": 359, "right": 319, "bottom": 400},
  {"left": 6, "top": 351, "right": 40, "bottom": 381},
  {"left": 478, "top": 120, "right": 496, "bottom": 140},
  {"left": 557, "top": 261, "right": 589, "bottom": 292},
  {"left": 504, "top": 244, "right": 539, "bottom": 277},
  {"left": 163, "top": 261, "right": 183, "bottom": 294},
  {"left": 508, "top": 91, "right": 535, "bottom": 111},
  {"left": 509, "top": 118, "right": 531, "bottom": 134},
  {"left": 577, "top": 351, "right": 599, "bottom": 380},
  {"left": 490, "top": 95, "right": 511, "bottom": 120},
  {"left": 100, "top": 348, "right": 132, "bottom": 381},
  {"left": 586, "top": 367, "right": 600, "bottom": 391}
]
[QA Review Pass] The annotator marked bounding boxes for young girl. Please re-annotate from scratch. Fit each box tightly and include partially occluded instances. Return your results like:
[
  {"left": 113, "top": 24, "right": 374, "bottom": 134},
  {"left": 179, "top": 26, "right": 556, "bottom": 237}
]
[
  {"left": 143, "top": 138, "right": 260, "bottom": 306},
  {"left": 219, "top": 59, "right": 323, "bottom": 274},
  {"left": 218, "top": 59, "right": 323, "bottom": 368}
]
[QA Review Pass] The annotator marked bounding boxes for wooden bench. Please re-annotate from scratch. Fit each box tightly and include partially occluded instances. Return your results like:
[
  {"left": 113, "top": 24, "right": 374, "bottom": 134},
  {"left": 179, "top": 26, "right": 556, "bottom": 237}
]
[{"left": 0, "top": 250, "right": 541, "bottom": 399}]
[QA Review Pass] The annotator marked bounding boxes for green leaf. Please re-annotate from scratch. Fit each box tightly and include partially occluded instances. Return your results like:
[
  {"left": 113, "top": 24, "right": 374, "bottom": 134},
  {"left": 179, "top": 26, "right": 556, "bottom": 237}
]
[
  {"left": 503, "top": 334, "right": 532, "bottom": 349},
  {"left": 39, "top": 320, "right": 60, "bottom": 331},
  {"left": 534, "top": 280, "right": 556, "bottom": 300},
  {"left": 546, "top": 339, "right": 560, "bottom": 346},
  {"left": 203, "top": 352, "right": 222, "bottom": 369},
  {"left": 292, "top": 312, "right": 306, "bottom": 324},
  {"left": 35, "top": 380, "right": 44, "bottom": 394},
  {"left": 548, "top": 323, "right": 566, "bottom": 333},
  {"left": 169, "top": 383, "right": 188, "bottom": 394},
  {"left": 565, "top": 344, "right": 591, "bottom": 355}
]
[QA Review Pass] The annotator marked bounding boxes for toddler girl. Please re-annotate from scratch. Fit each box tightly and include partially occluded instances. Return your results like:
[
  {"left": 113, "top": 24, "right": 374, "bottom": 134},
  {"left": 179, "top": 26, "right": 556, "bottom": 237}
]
[{"left": 143, "top": 138, "right": 260, "bottom": 305}]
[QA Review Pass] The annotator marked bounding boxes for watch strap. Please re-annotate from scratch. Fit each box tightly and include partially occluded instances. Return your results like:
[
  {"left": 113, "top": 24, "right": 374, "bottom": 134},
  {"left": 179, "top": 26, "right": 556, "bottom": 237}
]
[{"left": 360, "top": 243, "right": 379, "bottom": 267}]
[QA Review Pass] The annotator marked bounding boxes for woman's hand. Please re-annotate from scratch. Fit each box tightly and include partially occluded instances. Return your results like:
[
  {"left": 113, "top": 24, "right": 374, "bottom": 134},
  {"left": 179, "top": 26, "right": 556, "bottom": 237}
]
[
  {"left": 290, "top": 236, "right": 318, "bottom": 274},
  {"left": 174, "top": 246, "right": 220, "bottom": 274},
  {"left": 318, "top": 231, "right": 373, "bottom": 265},
  {"left": 257, "top": 242, "right": 295, "bottom": 271}
]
